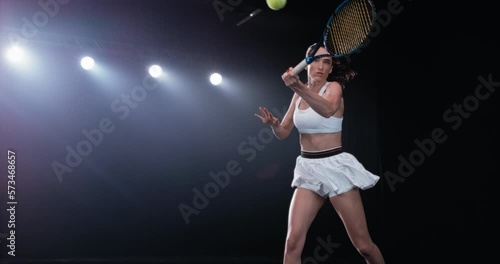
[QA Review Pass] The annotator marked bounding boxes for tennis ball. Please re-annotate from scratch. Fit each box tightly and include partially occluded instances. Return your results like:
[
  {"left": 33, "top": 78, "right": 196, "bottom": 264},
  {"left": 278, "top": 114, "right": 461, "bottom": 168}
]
[{"left": 266, "top": 0, "right": 286, "bottom": 11}]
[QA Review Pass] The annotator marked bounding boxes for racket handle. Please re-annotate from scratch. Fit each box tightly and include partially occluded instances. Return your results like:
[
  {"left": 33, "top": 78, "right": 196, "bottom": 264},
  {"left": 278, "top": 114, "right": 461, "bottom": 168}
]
[{"left": 292, "top": 59, "right": 308, "bottom": 75}]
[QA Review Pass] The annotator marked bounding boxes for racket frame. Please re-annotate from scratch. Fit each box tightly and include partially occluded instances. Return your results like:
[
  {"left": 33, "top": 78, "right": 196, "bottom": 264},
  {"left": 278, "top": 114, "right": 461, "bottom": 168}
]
[{"left": 291, "top": 0, "right": 376, "bottom": 74}]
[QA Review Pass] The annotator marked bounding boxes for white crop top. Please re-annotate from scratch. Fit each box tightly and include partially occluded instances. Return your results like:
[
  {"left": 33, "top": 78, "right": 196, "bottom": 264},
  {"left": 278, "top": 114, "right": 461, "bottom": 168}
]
[{"left": 293, "top": 82, "right": 343, "bottom": 134}]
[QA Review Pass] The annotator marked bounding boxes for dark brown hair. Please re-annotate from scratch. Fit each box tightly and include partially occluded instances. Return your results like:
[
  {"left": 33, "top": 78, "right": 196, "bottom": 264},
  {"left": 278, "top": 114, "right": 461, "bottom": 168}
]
[{"left": 306, "top": 43, "right": 358, "bottom": 85}]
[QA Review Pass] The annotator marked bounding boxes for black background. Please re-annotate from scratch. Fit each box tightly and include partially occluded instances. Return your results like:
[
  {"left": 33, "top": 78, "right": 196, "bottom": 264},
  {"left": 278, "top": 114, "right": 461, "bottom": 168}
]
[{"left": 0, "top": 0, "right": 498, "bottom": 263}]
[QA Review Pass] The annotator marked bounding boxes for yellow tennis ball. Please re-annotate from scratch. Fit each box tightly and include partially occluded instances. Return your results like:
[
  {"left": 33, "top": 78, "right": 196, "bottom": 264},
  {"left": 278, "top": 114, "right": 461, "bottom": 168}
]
[{"left": 266, "top": 0, "right": 286, "bottom": 11}]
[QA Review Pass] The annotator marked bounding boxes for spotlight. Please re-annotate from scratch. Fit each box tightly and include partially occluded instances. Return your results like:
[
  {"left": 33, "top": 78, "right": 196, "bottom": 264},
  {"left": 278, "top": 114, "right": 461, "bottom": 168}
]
[
  {"left": 210, "top": 73, "right": 222, "bottom": 86},
  {"left": 149, "top": 65, "right": 162, "bottom": 78},
  {"left": 81, "top": 56, "right": 95, "bottom": 70},
  {"left": 6, "top": 46, "right": 24, "bottom": 63}
]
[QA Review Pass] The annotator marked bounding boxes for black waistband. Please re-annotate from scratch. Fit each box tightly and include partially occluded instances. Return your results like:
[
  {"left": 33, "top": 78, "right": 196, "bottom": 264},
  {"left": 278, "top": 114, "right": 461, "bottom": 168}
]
[{"left": 300, "top": 147, "right": 343, "bottom": 159}]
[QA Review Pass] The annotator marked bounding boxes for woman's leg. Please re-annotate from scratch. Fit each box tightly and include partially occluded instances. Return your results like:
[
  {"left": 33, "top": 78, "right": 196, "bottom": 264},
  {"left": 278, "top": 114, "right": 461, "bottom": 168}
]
[
  {"left": 329, "top": 188, "right": 385, "bottom": 264},
  {"left": 284, "top": 187, "right": 325, "bottom": 264}
]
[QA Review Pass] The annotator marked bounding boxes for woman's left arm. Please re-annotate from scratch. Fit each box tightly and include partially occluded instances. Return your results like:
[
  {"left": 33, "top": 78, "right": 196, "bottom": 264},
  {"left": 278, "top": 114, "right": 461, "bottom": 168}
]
[
  {"left": 282, "top": 68, "right": 343, "bottom": 118},
  {"left": 293, "top": 82, "right": 342, "bottom": 118}
]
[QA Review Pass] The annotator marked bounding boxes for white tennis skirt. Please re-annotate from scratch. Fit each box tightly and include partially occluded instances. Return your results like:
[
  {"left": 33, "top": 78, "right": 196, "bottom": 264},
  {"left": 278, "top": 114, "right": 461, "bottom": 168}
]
[{"left": 292, "top": 147, "right": 380, "bottom": 198}]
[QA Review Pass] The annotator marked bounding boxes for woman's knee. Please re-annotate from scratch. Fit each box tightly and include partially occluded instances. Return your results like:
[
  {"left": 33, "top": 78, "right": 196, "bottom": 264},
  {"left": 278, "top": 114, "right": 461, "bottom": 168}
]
[
  {"left": 353, "top": 240, "right": 376, "bottom": 257},
  {"left": 285, "top": 233, "right": 305, "bottom": 253}
]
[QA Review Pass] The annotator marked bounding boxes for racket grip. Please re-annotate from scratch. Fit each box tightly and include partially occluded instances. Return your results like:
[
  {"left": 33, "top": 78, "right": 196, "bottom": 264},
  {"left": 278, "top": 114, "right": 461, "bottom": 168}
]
[{"left": 292, "top": 59, "right": 308, "bottom": 75}]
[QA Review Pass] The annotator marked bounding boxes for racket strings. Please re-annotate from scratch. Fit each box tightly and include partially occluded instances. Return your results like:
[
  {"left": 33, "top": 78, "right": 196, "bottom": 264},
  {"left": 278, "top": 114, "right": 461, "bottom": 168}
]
[{"left": 326, "top": 0, "right": 375, "bottom": 55}]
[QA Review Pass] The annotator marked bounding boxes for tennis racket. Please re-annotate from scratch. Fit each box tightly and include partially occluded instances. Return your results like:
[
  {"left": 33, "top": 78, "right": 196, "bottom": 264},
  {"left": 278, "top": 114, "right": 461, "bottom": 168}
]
[{"left": 292, "top": 0, "right": 376, "bottom": 74}]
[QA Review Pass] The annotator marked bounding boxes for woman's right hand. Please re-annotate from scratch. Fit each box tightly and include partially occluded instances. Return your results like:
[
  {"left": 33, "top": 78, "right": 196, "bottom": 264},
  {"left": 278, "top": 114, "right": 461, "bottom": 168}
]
[{"left": 254, "top": 107, "right": 279, "bottom": 127}]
